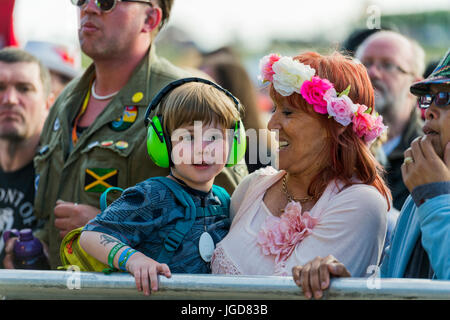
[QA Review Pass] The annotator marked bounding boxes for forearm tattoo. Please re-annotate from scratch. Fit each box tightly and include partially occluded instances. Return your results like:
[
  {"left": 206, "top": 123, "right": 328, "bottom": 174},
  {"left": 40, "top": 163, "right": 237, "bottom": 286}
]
[{"left": 100, "top": 234, "right": 121, "bottom": 247}]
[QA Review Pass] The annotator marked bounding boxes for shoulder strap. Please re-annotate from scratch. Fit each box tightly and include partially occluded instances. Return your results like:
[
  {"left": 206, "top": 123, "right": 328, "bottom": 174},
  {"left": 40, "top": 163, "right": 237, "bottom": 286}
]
[
  {"left": 152, "top": 177, "right": 197, "bottom": 264},
  {"left": 100, "top": 187, "right": 124, "bottom": 212},
  {"left": 212, "top": 185, "right": 230, "bottom": 210}
]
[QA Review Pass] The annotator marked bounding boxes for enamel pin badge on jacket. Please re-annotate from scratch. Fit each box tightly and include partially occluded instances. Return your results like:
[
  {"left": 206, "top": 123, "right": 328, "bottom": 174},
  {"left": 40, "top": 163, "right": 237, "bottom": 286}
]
[{"left": 110, "top": 106, "right": 138, "bottom": 131}]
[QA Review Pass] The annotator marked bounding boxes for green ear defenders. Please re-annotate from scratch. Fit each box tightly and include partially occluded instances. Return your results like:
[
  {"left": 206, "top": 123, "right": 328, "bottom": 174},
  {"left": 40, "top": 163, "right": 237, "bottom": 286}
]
[{"left": 144, "top": 77, "right": 246, "bottom": 168}]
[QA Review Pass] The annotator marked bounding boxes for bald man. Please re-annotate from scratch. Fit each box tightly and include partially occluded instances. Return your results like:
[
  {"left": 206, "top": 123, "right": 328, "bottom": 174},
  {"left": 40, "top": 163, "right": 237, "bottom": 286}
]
[{"left": 356, "top": 31, "right": 425, "bottom": 210}]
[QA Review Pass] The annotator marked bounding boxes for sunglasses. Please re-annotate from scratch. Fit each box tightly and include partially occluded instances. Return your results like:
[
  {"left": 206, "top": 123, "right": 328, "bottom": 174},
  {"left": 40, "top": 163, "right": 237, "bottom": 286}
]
[
  {"left": 418, "top": 92, "right": 450, "bottom": 109},
  {"left": 71, "top": 0, "right": 152, "bottom": 13}
]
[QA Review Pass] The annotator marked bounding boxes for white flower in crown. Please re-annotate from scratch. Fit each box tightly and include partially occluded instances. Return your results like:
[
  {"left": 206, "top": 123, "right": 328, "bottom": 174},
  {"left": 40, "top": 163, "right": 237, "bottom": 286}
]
[{"left": 271, "top": 56, "right": 316, "bottom": 96}]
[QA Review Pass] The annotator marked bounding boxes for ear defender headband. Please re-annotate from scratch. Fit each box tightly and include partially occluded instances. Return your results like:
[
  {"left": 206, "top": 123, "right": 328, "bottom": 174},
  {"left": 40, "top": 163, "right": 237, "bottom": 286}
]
[{"left": 144, "top": 77, "right": 246, "bottom": 168}]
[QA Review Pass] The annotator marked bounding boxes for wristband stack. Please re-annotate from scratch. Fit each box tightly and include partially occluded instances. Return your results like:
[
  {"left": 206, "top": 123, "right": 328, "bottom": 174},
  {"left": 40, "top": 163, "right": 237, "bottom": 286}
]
[
  {"left": 107, "top": 243, "right": 137, "bottom": 272},
  {"left": 118, "top": 247, "right": 138, "bottom": 271},
  {"left": 108, "top": 243, "right": 125, "bottom": 270}
]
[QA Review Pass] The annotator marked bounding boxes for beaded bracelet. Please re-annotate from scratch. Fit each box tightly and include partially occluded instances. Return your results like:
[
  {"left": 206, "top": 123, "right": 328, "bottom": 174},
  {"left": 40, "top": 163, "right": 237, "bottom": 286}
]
[
  {"left": 118, "top": 247, "right": 137, "bottom": 272},
  {"left": 108, "top": 243, "right": 126, "bottom": 269}
]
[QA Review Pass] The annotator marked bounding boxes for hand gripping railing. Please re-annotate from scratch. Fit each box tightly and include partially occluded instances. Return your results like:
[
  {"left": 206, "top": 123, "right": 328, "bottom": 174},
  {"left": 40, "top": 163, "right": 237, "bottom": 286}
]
[{"left": 0, "top": 269, "right": 449, "bottom": 300}]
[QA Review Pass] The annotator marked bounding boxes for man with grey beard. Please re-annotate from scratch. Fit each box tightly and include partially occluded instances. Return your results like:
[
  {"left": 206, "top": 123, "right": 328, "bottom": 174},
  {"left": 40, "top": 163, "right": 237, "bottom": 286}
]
[
  {"left": 356, "top": 31, "right": 425, "bottom": 210},
  {"left": 0, "top": 47, "right": 53, "bottom": 267}
]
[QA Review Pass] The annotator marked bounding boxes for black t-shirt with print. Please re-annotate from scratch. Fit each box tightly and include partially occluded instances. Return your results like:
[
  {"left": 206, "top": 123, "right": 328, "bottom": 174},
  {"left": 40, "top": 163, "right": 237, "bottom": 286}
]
[{"left": 0, "top": 162, "right": 42, "bottom": 267}]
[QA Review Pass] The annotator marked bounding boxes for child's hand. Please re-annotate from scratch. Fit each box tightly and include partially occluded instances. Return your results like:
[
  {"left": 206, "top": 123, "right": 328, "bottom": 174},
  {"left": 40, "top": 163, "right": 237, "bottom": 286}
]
[{"left": 125, "top": 252, "right": 172, "bottom": 296}]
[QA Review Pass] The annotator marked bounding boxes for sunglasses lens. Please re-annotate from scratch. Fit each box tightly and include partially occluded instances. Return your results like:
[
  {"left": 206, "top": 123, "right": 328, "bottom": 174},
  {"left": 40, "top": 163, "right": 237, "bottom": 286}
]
[
  {"left": 96, "top": 0, "right": 116, "bottom": 11},
  {"left": 71, "top": 0, "right": 87, "bottom": 6},
  {"left": 435, "top": 92, "right": 450, "bottom": 106},
  {"left": 419, "top": 95, "right": 433, "bottom": 108}
]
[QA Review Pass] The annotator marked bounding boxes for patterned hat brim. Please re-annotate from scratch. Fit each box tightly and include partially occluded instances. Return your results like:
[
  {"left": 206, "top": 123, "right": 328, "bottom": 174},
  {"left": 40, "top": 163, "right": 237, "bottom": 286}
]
[
  {"left": 410, "top": 49, "right": 450, "bottom": 96},
  {"left": 410, "top": 76, "right": 450, "bottom": 96}
]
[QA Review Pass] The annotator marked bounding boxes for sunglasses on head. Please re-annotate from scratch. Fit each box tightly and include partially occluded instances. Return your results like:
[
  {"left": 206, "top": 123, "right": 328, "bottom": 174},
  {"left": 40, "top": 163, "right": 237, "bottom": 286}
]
[
  {"left": 418, "top": 92, "right": 450, "bottom": 109},
  {"left": 71, "top": 0, "right": 152, "bottom": 13}
]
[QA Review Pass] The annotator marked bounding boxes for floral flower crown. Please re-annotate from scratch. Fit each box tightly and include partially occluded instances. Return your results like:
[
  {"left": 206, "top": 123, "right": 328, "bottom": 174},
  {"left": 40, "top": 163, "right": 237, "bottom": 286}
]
[{"left": 259, "top": 53, "right": 387, "bottom": 144}]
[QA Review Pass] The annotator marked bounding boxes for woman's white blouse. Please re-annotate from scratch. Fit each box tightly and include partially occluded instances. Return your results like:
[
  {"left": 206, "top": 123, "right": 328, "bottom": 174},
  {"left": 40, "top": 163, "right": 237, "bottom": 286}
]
[{"left": 211, "top": 167, "right": 388, "bottom": 277}]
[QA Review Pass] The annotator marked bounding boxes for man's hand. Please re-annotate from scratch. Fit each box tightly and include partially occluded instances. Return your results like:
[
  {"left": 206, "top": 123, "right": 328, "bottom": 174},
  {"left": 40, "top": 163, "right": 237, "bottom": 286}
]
[
  {"left": 54, "top": 200, "right": 101, "bottom": 238},
  {"left": 402, "top": 137, "right": 450, "bottom": 192},
  {"left": 292, "top": 255, "right": 351, "bottom": 299}
]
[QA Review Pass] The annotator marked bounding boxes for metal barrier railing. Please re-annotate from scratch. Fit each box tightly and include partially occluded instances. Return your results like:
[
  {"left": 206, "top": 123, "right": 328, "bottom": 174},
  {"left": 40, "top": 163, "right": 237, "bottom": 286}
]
[{"left": 0, "top": 269, "right": 449, "bottom": 300}]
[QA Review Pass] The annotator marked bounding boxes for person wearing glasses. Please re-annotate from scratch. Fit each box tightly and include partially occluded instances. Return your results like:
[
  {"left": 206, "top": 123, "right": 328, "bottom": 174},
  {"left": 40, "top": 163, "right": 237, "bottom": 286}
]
[
  {"left": 26, "top": 0, "right": 247, "bottom": 269},
  {"left": 356, "top": 31, "right": 426, "bottom": 211},
  {"left": 292, "top": 50, "right": 450, "bottom": 299}
]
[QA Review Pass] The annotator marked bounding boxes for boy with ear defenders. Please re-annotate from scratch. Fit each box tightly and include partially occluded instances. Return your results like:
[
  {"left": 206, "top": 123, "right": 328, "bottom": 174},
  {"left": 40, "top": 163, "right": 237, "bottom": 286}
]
[{"left": 79, "top": 78, "right": 246, "bottom": 295}]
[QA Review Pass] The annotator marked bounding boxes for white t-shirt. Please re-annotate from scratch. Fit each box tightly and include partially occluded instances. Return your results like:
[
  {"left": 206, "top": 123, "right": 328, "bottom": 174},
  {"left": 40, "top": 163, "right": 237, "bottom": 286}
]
[{"left": 211, "top": 167, "right": 388, "bottom": 277}]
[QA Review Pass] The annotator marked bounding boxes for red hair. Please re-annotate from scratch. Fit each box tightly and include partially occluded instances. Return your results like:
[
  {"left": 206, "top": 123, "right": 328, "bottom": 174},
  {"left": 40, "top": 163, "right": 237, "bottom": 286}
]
[{"left": 270, "top": 51, "right": 391, "bottom": 209}]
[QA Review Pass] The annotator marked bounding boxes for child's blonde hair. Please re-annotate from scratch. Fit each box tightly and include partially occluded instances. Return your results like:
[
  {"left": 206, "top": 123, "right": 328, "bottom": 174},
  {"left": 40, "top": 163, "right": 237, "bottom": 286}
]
[{"left": 153, "top": 81, "right": 242, "bottom": 135}]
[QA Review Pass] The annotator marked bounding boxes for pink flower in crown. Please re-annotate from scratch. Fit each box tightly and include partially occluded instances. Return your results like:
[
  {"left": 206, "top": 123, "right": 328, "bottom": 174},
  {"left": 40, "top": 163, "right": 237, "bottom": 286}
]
[
  {"left": 257, "top": 201, "right": 318, "bottom": 265},
  {"left": 324, "top": 88, "right": 358, "bottom": 126},
  {"left": 363, "top": 114, "right": 387, "bottom": 143},
  {"left": 259, "top": 53, "right": 281, "bottom": 83},
  {"left": 352, "top": 104, "right": 376, "bottom": 139},
  {"left": 300, "top": 76, "right": 334, "bottom": 114}
]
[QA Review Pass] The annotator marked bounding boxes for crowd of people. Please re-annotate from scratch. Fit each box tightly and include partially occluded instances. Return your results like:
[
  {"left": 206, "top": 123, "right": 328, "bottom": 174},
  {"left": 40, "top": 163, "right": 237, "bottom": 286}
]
[{"left": 0, "top": 0, "right": 448, "bottom": 299}]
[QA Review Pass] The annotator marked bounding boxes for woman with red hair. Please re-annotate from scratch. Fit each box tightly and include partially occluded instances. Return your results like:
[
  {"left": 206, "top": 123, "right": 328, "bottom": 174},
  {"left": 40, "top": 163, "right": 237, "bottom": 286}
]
[{"left": 211, "top": 51, "right": 391, "bottom": 284}]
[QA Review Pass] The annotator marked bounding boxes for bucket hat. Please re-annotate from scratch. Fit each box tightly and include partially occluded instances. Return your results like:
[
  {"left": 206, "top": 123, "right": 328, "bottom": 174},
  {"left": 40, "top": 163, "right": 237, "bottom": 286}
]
[{"left": 410, "top": 49, "right": 450, "bottom": 96}]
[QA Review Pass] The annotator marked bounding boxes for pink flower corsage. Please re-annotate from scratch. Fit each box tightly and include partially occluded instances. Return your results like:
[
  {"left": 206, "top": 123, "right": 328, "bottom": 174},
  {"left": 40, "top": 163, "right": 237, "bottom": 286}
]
[{"left": 257, "top": 201, "right": 318, "bottom": 273}]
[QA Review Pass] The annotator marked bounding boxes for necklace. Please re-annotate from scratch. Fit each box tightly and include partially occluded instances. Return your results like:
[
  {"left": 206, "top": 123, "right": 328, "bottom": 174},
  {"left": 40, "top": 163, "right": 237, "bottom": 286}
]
[
  {"left": 282, "top": 175, "right": 313, "bottom": 204},
  {"left": 91, "top": 80, "right": 119, "bottom": 100}
]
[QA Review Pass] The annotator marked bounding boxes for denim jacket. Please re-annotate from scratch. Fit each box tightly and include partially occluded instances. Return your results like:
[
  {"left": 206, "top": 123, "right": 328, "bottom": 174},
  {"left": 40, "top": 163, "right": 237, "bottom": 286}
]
[{"left": 381, "top": 182, "right": 450, "bottom": 279}]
